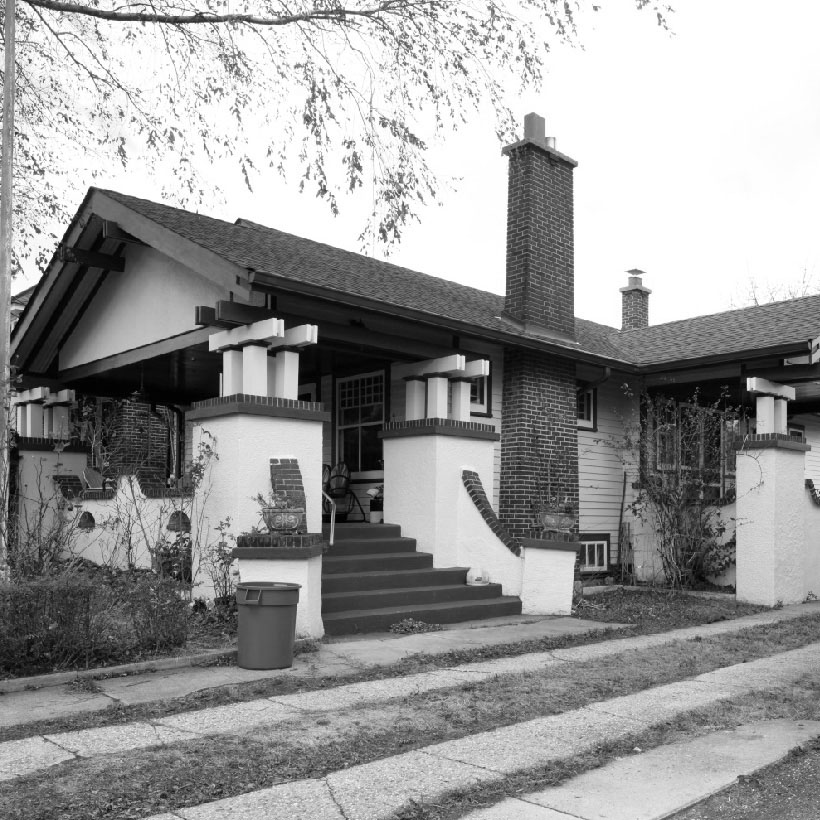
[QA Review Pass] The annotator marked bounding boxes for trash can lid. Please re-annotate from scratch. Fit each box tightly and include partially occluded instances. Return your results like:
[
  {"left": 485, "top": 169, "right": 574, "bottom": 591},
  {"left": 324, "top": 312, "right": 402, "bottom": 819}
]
[{"left": 237, "top": 581, "right": 302, "bottom": 591}]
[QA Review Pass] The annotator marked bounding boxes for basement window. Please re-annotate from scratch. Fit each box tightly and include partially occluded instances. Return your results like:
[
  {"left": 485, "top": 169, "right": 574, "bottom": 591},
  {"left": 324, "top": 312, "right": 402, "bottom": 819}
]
[{"left": 579, "top": 533, "right": 609, "bottom": 572}]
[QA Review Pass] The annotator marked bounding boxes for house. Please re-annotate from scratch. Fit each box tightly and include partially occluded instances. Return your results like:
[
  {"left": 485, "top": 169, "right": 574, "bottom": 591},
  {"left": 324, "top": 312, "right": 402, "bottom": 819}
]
[{"left": 10, "top": 112, "right": 820, "bottom": 635}]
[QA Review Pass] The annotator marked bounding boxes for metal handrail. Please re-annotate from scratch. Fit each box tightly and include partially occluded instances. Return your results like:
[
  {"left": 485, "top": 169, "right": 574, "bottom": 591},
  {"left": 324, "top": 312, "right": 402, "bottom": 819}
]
[{"left": 322, "top": 490, "right": 336, "bottom": 547}]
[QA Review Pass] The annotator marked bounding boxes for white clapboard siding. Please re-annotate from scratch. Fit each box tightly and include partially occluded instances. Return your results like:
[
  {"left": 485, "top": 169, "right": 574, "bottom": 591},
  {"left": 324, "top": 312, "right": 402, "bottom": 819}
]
[
  {"left": 793, "top": 413, "right": 820, "bottom": 483},
  {"left": 578, "top": 378, "right": 639, "bottom": 565}
]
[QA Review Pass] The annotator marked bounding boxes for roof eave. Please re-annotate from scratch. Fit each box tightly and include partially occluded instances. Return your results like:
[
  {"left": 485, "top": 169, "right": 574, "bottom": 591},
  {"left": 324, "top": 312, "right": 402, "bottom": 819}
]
[{"left": 248, "top": 271, "right": 637, "bottom": 372}]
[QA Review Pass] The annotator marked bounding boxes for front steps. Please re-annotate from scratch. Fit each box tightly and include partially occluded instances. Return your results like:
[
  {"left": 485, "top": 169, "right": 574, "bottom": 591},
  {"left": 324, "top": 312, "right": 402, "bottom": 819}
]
[{"left": 322, "top": 522, "right": 521, "bottom": 635}]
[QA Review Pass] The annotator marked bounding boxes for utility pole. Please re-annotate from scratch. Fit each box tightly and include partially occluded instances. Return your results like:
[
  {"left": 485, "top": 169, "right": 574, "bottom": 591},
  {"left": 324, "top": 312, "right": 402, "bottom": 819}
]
[{"left": 0, "top": 0, "right": 14, "bottom": 573}]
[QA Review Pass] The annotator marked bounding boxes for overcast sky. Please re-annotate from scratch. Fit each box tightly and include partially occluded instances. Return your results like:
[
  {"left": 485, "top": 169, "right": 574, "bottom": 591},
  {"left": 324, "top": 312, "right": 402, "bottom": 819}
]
[{"left": 97, "top": 0, "right": 820, "bottom": 331}]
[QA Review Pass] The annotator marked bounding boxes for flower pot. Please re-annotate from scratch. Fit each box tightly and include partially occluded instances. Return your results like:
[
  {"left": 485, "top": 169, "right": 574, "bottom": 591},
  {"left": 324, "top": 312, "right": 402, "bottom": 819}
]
[
  {"left": 262, "top": 506, "right": 304, "bottom": 533},
  {"left": 539, "top": 510, "right": 575, "bottom": 533}
]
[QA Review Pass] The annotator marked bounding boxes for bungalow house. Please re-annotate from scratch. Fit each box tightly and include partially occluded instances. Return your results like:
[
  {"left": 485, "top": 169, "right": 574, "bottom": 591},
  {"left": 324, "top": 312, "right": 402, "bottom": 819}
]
[{"left": 10, "top": 113, "right": 820, "bottom": 635}]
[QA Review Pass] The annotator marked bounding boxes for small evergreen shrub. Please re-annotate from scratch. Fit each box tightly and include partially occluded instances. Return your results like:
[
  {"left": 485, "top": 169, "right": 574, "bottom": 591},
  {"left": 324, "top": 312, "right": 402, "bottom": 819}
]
[{"left": 127, "top": 574, "right": 189, "bottom": 651}]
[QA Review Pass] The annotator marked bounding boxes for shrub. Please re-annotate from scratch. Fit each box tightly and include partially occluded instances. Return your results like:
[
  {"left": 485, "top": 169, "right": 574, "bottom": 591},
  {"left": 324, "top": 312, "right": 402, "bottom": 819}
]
[
  {"left": 0, "top": 575, "right": 129, "bottom": 675},
  {"left": 127, "top": 574, "right": 189, "bottom": 651}
]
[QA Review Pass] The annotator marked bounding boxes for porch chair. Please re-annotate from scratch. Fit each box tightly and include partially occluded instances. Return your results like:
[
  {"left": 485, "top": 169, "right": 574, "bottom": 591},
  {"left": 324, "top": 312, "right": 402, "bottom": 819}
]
[{"left": 325, "top": 461, "right": 367, "bottom": 522}]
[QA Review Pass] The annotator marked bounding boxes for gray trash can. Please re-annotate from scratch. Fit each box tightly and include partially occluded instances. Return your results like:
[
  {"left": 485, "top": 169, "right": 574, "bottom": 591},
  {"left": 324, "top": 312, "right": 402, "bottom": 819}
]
[{"left": 236, "top": 581, "right": 301, "bottom": 670}]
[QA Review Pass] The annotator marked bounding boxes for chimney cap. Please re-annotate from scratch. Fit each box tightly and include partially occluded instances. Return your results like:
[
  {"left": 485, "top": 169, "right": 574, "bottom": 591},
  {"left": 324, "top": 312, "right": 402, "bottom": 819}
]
[
  {"left": 626, "top": 268, "right": 646, "bottom": 277},
  {"left": 524, "top": 112, "right": 546, "bottom": 141}
]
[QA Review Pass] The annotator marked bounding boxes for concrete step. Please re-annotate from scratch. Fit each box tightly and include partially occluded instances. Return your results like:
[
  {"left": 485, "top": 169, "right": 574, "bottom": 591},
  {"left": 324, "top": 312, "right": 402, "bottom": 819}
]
[
  {"left": 322, "top": 583, "right": 505, "bottom": 613},
  {"left": 322, "top": 551, "right": 434, "bottom": 574},
  {"left": 322, "top": 596, "right": 523, "bottom": 635},
  {"left": 322, "top": 566, "right": 469, "bottom": 594},
  {"left": 323, "top": 522, "right": 402, "bottom": 541},
  {"left": 325, "top": 536, "right": 418, "bottom": 556}
]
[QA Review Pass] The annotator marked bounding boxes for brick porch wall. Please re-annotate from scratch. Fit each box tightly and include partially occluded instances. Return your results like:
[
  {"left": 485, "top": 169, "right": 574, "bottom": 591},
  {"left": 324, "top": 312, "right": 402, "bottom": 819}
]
[{"left": 499, "top": 349, "right": 578, "bottom": 541}]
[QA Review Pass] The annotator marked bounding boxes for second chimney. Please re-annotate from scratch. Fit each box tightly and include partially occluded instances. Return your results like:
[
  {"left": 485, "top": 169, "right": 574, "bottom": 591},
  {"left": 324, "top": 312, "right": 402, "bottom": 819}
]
[{"left": 620, "top": 269, "right": 651, "bottom": 330}]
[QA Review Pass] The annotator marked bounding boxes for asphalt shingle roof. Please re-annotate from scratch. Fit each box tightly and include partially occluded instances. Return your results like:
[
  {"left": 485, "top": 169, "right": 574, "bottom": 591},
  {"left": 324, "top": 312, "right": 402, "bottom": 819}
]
[{"left": 93, "top": 190, "right": 820, "bottom": 370}]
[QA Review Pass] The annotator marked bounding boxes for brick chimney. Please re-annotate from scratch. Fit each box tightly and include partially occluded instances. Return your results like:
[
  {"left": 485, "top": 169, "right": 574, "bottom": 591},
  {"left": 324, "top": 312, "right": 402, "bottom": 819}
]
[
  {"left": 502, "top": 112, "right": 578, "bottom": 341},
  {"left": 620, "top": 269, "right": 651, "bottom": 330}
]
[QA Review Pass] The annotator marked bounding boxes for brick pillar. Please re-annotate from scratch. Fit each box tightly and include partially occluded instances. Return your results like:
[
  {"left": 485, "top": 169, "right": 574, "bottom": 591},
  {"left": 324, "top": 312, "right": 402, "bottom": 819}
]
[
  {"left": 502, "top": 112, "right": 577, "bottom": 340},
  {"left": 499, "top": 349, "right": 578, "bottom": 542},
  {"left": 107, "top": 399, "right": 168, "bottom": 487},
  {"left": 620, "top": 269, "right": 652, "bottom": 330},
  {"left": 269, "top": 458, "right": 307, "bottom": 534}
]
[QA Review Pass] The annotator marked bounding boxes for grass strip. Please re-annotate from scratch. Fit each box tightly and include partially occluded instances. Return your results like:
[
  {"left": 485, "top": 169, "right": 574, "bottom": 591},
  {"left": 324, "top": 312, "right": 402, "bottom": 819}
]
[
  {"left": 1, "top": 618, "right": 819, "bottom": 820},
  {"left": 0, "top": 591, "right": 771, "bottom": 743}
]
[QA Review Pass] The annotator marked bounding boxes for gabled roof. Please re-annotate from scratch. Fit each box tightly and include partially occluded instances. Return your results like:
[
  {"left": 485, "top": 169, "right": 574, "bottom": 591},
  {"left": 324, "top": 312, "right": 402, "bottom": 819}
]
[
  {"left": 94, "top": 190, "right": 634, "bottom": 366},
  {"left": 12, "top": 187, "right": 820, "bottom": 377}
]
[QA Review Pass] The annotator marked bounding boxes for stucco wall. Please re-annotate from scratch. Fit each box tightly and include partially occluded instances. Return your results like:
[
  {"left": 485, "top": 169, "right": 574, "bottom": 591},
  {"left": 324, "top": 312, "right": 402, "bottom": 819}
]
[
  {"left": 191, "top": 414, "right": 324, "bottom": 547},
  {"left": 384, "top": 431, "right": 521, "bottom": 590},
  {"left": 59, "top": 245, "right": 226, "bottom": 370}
]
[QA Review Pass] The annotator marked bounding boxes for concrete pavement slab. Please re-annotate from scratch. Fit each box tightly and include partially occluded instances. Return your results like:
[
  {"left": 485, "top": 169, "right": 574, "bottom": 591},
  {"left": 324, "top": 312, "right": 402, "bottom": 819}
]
[
  {"left": 175, "top": 778, "right": 345, "bottom": 820},
  {"left": 97, "top": 665, "right": 287, "bottom": 705},
  {"left": 513, "top": 720, "right": 820, "bottom": 820},
  {"left": 0, "top": 736, "right": 75, "bottom": 781},
  {"left": 157, "top": 700, "right": 295, "bottom": 736},
  {"left": 46, "top": 721, "right": 198, "bottom": 757},
  {"left": 427, "top": 707, "right": 632, "bottom": 775},
  {"left": 326, "top": 750, "right": 504, "bottom": 820},
  {"left": 0, "top": 686, "right": 115, "bottom": 728},
  {"left": 466, "top": 800, "right": 573, "bottom": 819}
]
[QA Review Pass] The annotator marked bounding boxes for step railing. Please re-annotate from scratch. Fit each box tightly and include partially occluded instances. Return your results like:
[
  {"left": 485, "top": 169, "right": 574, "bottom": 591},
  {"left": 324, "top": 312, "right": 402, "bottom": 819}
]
[{"left": 322, "top": 490, "right": 336, "bottom": 547}]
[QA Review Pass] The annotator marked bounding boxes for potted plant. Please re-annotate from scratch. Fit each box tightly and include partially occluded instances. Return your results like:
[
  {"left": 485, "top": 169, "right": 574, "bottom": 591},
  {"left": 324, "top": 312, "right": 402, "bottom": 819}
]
[
  {"left": 255, "top": 489, "right": 305, "bottom": 533},
  {"left": 367, "top": 485, "right": 384, "bottom": 524},
  {"left": 533, "top": 462, "right": 577, "bottom": 533}
]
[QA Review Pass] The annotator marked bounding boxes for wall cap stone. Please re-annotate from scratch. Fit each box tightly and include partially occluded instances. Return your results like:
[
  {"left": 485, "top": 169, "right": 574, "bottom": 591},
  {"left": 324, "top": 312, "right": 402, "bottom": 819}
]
[
  {"left": 735, "top": 433, "right": 810, "bottom": 452},
  {"left": 521, "top": 536, "right": 581, "bottom": 553},
  {"left": 188, "top": 394, "right": 329, "bottom": 423},
  {"left": 381, "top": 418, "right": 499, "bottom": 441}
]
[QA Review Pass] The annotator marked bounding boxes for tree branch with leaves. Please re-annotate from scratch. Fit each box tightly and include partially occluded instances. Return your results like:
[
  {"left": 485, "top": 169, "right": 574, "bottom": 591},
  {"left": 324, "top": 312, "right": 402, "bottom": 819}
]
[{"left": 1, "top": 0, "right": 670, "bottom": 276}]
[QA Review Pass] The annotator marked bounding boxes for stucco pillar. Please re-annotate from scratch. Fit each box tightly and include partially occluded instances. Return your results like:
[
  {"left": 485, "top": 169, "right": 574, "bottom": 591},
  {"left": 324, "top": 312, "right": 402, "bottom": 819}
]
[
  {"left": 426, "top": 376, "right": 449, "bottom": 419},
  {"left": 222, "top": 349, "right": 243, "bottom": 396},
  {"left": 735, "top": 436, "right": 809, "bottom": 606},
  {"left": 451, "top": 379, "right": 471, "bottom": 422},
  {"left": 755, "top": 395, "right": 775, "bottom": 434},
  {"left": 242, "top": 343, "right": 269, "bottom": 395},
  {"left": 274, "top": 350, "right": 300, "bottom": 399},
  {"left": 774, "top": 398, "right": 788, "bottom": 435},
  {"left": 25, "top": 402, "right": 45, "bottom": 438},
  {"left": 187, "top": 396, "right": 330, "bottom": 630},
  {"left": 405, "top": 378, "right": 426, "bottom": 421}
]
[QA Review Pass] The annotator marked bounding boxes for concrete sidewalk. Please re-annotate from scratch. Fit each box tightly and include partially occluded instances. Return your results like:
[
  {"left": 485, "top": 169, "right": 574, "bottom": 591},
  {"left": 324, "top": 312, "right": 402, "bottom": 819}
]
[
  {"left": 0, "top": 614, "right": 618, "bottom": 729},
  {"left": 2, "top": 602, "right": 818, "bottom": 730},
  {"left": 129, "top": 641, "right": 820, "bottom": 820},
  {"left": 2, "top": 603, "right": 819, "bottom": 790}
]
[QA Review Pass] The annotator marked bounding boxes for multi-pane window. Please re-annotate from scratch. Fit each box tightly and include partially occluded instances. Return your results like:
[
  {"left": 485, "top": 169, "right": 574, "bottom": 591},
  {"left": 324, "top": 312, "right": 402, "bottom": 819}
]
[
  {"left": 337, "top": 372, "right": 385, "bottom": 473},
  {"left": 579, "top": 537, "right": 609, "bottom": 572}
]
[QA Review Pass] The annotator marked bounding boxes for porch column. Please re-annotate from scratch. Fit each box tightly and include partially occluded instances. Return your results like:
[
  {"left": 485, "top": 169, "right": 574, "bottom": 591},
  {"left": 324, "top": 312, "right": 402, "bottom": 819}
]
[
  {"left": 405, "top": 378, "right": 426, "bottom": 421},
  {"left": 222, "top": 350, "right": 243, "bottom": 396},
  {"left": 44, "top": 389, "right": 75, "bottom": 439},
  {"left": 426, "top": 376, "right": 449, "bottom": 419},
  {"left": 736, "top": 377, "right": 804, "bottom": 606},
  {"left": 187, "top": 396, "right": 329, "bottom": 638},
  {"left": 451, "top": 379, "right": 472, "bottom": 422},
  {"left": 242, "top": 343, "right": 269, "bottom": 396},
  {"left": 273, "top": 349, "right": 300, "bottom": 400}
]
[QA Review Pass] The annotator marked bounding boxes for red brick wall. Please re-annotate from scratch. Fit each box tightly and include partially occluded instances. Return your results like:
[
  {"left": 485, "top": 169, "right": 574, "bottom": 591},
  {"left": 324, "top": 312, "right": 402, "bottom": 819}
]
[
  {"left": 269, "top": 458, "right": 307, "bottom": 533},
  {"left": 499, "top": 349, "right": 578, "bottom": 541},
  {"left": 622, "top": 289, "right": 650, "bottom": 330},
  {"left": 106, "top": 400, "right": 169, "bottom": 487},
  {"left": 504, "top": 143, "right": 575, "bottom": 339}
]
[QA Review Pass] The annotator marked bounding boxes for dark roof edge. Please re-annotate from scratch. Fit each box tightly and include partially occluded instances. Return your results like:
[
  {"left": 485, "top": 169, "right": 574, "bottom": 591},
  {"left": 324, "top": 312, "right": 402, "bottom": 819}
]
[
  {"left": 636, "top": 342, "right": 811, "bottom": 374},
  {"left": 249, "top": 271, "right": 637, "bottom": 372}
]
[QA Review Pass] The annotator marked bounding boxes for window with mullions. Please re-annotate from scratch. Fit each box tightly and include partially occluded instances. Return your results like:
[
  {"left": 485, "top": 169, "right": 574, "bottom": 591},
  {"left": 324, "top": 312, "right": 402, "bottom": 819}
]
[
  {"left": 337, "top": 372, "right": 385, "bottom": 473},
  {"left": 646, "top": 400, "right": 739, "bottom": 499},
  {"left": 577, "top": 387, "right": 596, "bottom": 430}
]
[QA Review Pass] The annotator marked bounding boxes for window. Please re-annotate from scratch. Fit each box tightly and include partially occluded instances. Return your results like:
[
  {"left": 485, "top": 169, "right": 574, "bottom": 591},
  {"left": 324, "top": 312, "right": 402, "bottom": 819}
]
[
  {"left": 646, "top": 399, "right": 740, "bottom": 499},
  {"left": 337, "top": 372, "right": 385, "bottom": 473},
  {"left": 579, "top": 533, "right": 609, "bottom": 572},
  {"left": 470, "top": 375, "right": 490, "bottom": 416},
  {"left": 577, "top": 387, "right": 596, "bottom": 430}
]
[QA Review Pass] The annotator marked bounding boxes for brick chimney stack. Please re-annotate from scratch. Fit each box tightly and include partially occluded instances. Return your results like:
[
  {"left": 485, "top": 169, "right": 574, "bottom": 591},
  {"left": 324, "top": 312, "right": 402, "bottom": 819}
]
[
  {"left": 502, "top": 112, "right": 578, "bottom": 341},
  {"left": 620, "top": 269, "right": 651, "bottom": 330}
]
